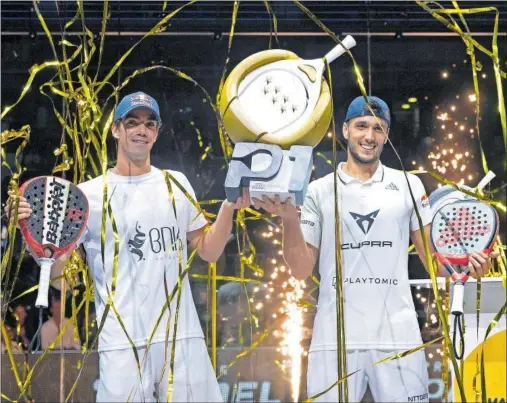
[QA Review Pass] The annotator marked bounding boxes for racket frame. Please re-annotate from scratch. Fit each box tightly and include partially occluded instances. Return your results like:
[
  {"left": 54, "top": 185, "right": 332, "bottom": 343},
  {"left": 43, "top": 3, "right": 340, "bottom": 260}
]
[
  {"left": 18, "top": 176, "right": 89, "bottom": 308},
  {"left": 430, "top": 199, "right": 499, "bottom": 315}
]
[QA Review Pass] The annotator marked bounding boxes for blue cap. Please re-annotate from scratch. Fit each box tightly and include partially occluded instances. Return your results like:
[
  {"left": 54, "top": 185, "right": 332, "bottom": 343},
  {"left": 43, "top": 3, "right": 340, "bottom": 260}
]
[
  {"left": 345, "top": 96, "right": 390, "bottom": 126},
  {"left": 114, "top": 92, "right": 161, "bottom": 122}
]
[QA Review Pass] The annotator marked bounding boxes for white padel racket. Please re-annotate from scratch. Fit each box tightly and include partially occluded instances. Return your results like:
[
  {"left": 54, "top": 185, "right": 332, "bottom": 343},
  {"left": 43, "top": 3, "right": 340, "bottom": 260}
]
[
  {"left": 18, "top": 176, "right": 89, "bottom": 309},
  {"left": 234, "top": 36, "right": 356, "bottom": 141},
  {"left": 430, "top": 199, "right": 499, "bottom": 358}
]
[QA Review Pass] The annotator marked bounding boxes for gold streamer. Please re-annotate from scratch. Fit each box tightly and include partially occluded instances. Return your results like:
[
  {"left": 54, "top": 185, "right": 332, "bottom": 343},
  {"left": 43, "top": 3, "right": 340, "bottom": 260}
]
[
  {"left": 0, "top": 393, "right": 17, "bottom": 403},
  {"left": 450, "top": 1, "right": 489, "bottom": 175},
  {"left": 263, "top": 0, "right": 279, "bottom": 49},
  {"left": 472, "top": 277, "right": 482, "bottom": 402},
  {"left": 410, "top": 170, "right": 506, "bottom": 213},
  {"left": 52, "top": 143, "right": 74, "bottom": 174},
  {"left": 306, "top": 336, "right": 445, "bottom": 402},
  {"left": 303, "top": 370, "right": 359, "bottom": 403},
  {"left": 480, "top": 301, "right": 507, "bottom": 402},
  {"left": 210, "top": 262, "right": 218, "bottom": 371},
  {"left": 16, "top": 298, "right": 87, "bottom": 401},
  {"left": 1, "top": 322, "right": 31, "bottom": 401},
  {"left": 191, "top": 273, "right": 261, "bottom": 284},
  {"left": 443, "top": 277, "right": 450, "bottom": 403},
  {"left": 0, "top": 61, "right": 64, "bottom": 119},
  {"left": 327, "top": 62, "right": 348, "bottom": 402},
  {"left": 416, "top": 2, "right": 507, "bottom": 168},
  {"left": 1, "top": 125, "right": 30, "bottom": 179},
  {"left": 2, "top": 243, "right": 26, "bottom": 325},
  {"left": 96, "top": 1, "right": 198, "bottom": 94},
  {"left": 1, "top": 2, "right": 261, "bottom": 399},
  {"left": 214, "top": 1, "right": 239, "bottom": 161},
  {"left": 163, "top": 170, "right": 186, "bottom": 402},
  {"left": 406, "top": 166, "right": 467, "bottom": 401},
  {"left": 217, "top": 329, "right": 269, "bottom": 379}
]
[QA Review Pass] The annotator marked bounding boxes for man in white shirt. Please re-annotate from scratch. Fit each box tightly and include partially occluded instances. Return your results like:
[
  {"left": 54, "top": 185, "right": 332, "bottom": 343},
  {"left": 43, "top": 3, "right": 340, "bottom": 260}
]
[
  {"left": 252, "top": 96, "right": 497, "bottom": 402},
  {"left": 7, "top": 92, "right": 249, "bottom": 402}
]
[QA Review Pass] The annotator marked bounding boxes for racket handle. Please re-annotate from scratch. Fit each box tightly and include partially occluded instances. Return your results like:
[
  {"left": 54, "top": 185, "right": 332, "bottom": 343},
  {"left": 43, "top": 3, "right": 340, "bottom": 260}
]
[
  {"left": 324, "top": 35, "right": 357, "bottom": 64},
  {"left": 451, "top": 282, "right": 465, "bottom": 316},
  {"left": 476, "top": 171, "right": 495, "bottom": 190},
  {"left": 35, "top": 258, "right": 55, "bottom": 308}
]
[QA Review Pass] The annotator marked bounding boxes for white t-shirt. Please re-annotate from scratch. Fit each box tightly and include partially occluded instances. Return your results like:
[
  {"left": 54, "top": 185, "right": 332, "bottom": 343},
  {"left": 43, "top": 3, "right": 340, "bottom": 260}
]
[
  {"left": 301, "top": 162, "right": 432, "bottom": 351},
  {"left": 78, "top": 167, "right": 207, "bottom": 352}
]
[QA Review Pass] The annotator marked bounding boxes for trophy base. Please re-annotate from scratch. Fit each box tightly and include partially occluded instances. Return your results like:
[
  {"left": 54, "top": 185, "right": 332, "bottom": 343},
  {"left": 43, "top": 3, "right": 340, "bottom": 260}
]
[
  {"left": 224, "top": 143, "right": 313, "bottom": 206},
  {"left": 249, "top": 151, "right": 297, "bottom": 206}
]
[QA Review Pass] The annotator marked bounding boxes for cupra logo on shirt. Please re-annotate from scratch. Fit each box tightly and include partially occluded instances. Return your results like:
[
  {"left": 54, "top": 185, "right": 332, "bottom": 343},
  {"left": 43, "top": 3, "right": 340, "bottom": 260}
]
[{"left": 349, "top": 209, "right": 380, "bottom": 234}]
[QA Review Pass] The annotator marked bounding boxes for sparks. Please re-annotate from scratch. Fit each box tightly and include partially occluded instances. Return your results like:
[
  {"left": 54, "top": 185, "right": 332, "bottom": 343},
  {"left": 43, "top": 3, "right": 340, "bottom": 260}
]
[{"left": 280, "top": 281, "right": 304, "bottom": 402}]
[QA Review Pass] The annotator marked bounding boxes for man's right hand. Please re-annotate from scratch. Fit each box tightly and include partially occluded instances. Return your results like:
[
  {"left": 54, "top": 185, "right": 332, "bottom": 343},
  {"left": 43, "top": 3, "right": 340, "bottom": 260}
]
[
  {"left": 251, "top": 195, "right": 300, "bottom": 222},
  {"left": 4, "top": 190, "right": 32, "bottom": 226}
]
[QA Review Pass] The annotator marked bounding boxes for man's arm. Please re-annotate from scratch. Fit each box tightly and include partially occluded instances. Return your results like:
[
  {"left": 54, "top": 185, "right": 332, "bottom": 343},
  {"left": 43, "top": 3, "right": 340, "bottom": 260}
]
[
  {"left": 282, "top": 217, "right": 319, "bottom": 279},
  {"left": 411, "top": 225, "right": 448, "bottom": 277},
  {"left": 252, "top": 195, "right": 319, "bottom": 280},
  {"left": 50, "top": 247, "right": 85, "bottom": 290},
  {"left": 187, "top": 204, "right": 234, "bottom": 263},
  {"left": 411, "top": 225, "right": 498, "bottom": 278},
  {"left": 187, "top": 188, "right": 249, "bottom": 263}
]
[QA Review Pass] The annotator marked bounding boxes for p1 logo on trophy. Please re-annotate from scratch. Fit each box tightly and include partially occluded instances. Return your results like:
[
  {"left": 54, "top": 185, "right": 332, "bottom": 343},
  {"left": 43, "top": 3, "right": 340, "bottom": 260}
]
[{"left": 224, "top": 143, "right": 313, "bottom": 206}]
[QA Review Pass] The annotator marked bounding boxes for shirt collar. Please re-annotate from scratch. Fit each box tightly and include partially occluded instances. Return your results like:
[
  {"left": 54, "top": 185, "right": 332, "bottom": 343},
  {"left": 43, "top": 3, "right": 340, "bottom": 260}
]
[{"left": 337, "top": 162, "right": 384, "bottom": 185}]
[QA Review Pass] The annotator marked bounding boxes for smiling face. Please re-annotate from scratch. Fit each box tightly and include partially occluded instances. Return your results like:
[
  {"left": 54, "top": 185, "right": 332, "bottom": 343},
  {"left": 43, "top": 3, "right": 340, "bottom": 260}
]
[
  {"left": 343, "top": 115, "right": 389, "bottom": 165},
  {"left": 112, "top": 108, "right": 160, "bottom": 163}
]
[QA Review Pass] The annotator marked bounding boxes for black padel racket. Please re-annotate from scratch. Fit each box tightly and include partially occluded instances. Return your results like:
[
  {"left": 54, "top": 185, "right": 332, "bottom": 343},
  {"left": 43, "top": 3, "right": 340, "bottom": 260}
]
[
  {"left": 430, "top": 199, "right": 499, "bottom": 358},
  {"left": 18, "top": 176, "right": 89, "bottom": 308}
]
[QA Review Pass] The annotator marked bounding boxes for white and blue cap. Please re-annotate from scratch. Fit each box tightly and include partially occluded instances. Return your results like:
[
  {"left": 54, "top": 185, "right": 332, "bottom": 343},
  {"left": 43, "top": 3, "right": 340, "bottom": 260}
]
[
  {"left": 114, "top": 91, "right": 161, "bottom": 122},
  {"left": 345, "top": 96, "right": 391, "bottom": 127}
]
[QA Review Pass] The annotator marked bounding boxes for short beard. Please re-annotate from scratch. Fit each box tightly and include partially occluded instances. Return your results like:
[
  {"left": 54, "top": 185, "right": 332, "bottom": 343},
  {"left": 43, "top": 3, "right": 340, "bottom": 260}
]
[{"left": 348, "top": 142, "right": 383, "bottom": 165}]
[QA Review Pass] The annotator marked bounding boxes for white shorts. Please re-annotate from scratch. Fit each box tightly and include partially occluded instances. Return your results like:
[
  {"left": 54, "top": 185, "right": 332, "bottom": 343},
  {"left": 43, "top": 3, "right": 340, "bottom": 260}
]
[
  {"left": 307, "top": 349, "right": 429, "bottom": 402},
  {"left": 97, "top": 338, "right": 223, "bottom": 402}
]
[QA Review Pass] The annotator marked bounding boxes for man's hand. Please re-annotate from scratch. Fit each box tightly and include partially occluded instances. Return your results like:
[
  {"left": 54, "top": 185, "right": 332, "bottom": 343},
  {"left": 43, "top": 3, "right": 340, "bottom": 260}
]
[
  {"left": 4, "top": 190, "right": 32, "bottom": 226},
  {"left": 251, "top": 195, "right": 299, "bottom": 222},
  {"left": 189, "top": 188, "right": 250, "bottom": 262},
  {"left": 467, "top": 251, "right": 500, "bottom": 278},
  {"left": 412, "top": 226, "right": 500, "bottom": 278},
  {"left": 222, "top": 187, "right": 251, "bottom": 211}
]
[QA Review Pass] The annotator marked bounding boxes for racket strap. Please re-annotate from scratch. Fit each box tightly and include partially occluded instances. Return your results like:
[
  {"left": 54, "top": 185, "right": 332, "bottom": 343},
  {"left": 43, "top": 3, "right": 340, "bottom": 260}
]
[
  {"left": 452, "top": 314, "right": 465, "bottom": 360},
  {"left": 28, "top": 308, "right": 43, "bottom": 354}
]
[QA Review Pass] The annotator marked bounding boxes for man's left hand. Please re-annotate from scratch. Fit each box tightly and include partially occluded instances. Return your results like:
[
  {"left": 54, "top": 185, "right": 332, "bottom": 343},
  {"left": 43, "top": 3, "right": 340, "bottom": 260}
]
[
  {"left": 468, "top": 251, "right": 500, "bottom": 278},
  {"left": 223, "top": 187, "right": 250, "bottom": 211}
]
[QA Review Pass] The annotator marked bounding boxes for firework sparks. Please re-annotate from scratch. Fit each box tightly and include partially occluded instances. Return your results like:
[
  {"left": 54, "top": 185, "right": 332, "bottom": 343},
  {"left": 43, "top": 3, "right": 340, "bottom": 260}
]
[{"left": 281, "top": 277, "right": 304, "bottom": 402}]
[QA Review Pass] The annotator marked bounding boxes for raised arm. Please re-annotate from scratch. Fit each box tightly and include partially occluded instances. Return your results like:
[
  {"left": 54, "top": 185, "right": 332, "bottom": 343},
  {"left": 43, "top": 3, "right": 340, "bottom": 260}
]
[
  {"left": 252, "top": 194, "right": 319, "bottom": 280},
  {"left": 282, "top": 215, "right": 319, "bottom": 279},
  {"left": 187, "top": 188, "right": 250, "bottom": 263}
]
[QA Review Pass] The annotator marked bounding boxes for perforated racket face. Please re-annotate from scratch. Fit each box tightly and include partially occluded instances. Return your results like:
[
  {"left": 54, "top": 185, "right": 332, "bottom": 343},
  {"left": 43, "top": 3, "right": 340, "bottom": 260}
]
[
  {"left": 238, "top": 70, "right": 309, "bottom": 133},
  {"left": 19, "top": 176, "right": 89, "bottom": 259},
  {"left": 430, "top": 200, "right": 498, "bottom": 261}
]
